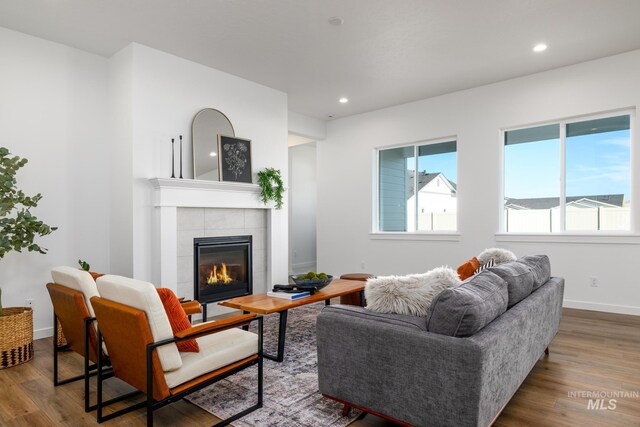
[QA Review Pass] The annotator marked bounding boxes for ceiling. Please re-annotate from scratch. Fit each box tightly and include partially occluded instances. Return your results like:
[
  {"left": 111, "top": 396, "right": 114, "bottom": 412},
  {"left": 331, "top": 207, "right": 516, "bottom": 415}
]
[{"left": 2, "top": 0, "right": 640, "bottom": 120}]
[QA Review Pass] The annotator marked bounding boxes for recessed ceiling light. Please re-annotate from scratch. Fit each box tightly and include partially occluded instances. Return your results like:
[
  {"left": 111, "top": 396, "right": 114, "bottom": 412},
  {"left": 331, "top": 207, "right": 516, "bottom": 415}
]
[
  {"left": 328, "top": 16, "right": 344, "bottom": 26},
  {"left": 533, "top": 43, "right": 547, "bottom": 52},
  {"left": 339, "top": 97, "right": 349, "bottom": 104},
  {"left": 209, "top": 152, "right": 217, "bottom": 157}
]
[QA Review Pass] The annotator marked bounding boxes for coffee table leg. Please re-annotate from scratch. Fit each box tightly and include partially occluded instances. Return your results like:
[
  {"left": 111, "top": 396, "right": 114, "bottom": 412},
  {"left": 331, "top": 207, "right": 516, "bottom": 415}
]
[
  {"left": 325, "top": 299, "right": 331, "bottom": 306},
  {"left": 242, "top": 311, "right": 250, "bottom": 331},
  {"left": 264, "top": 310, "right": 288, "bottom": 362},
  {"left": 359, "top": 290, "right": 365, "bottom": 307}
]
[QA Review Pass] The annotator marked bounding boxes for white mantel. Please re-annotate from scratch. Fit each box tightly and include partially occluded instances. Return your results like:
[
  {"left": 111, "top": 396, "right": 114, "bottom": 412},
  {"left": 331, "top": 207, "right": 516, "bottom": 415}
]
[{"left": 149, "top": 178, "right": 288, "bottom": 295}]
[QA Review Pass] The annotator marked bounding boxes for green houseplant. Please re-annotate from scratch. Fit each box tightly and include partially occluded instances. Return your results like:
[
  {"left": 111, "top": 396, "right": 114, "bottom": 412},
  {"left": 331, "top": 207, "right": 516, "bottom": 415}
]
[
  {"left": 0, "top": 147, "right": 57, "bottom": 316},
  {"left": 257, "top": 167, "right": 284, "bottom": 209}
]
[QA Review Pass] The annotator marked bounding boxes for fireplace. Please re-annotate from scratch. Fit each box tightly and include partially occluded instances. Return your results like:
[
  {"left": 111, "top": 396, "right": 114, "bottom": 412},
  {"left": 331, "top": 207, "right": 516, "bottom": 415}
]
[{"left": 193, "top": 236, "right": 252, "bottom": 311}]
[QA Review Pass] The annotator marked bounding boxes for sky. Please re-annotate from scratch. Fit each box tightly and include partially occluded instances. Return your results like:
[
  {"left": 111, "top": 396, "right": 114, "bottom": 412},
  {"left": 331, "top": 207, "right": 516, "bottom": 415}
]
[
  {"left": 398, "top": 127, "right": 630, "bottom": 202},
  {"left": 505, "top": 129, "right": 630, "bottom": 201},
  {"left": 417, "top": 151, "right": 457, "bottom": 184}
]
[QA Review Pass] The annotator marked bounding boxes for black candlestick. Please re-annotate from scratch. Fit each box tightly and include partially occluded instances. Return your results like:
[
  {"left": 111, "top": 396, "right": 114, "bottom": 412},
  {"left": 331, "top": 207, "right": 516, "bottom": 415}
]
[
  {"left": 171, "top": 138, "right": 175, "bottom": 178},
  {"left": 179, "top": 135, "right": 183, "bottom": 179}
]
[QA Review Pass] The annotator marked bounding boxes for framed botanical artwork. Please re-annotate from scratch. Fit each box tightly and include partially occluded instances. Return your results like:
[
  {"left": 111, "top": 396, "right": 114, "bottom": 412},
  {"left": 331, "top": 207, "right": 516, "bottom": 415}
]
[{"left": 218, "top": 135, "right": 252, "bottom": 183}]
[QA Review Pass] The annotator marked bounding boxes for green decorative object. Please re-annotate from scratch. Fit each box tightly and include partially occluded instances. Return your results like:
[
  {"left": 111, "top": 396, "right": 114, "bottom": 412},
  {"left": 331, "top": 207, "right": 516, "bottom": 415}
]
[
  {"left": 257, "top": 167, "right": 284, "bottom": 209},
  {"left": 0, "top": 147, "right": 57, "bottom": 316},
  {"left": 78, "top": 259, "right": 90, "bottom": 272}
]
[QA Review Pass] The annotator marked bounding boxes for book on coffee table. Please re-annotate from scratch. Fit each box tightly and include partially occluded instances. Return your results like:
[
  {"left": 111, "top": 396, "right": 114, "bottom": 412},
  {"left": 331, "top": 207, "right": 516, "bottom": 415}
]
[{"left": 267, "top": 291, "right": 311, "bottom": 300}]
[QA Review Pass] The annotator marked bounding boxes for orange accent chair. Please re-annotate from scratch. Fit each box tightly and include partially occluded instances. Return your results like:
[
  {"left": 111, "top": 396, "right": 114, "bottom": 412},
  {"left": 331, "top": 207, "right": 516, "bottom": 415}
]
[
  {"left": 47, "top": 266, "right": 205, "bottom": 413},
  {"left": 47, "top": 266, "right": 124, "bottom": 412},
  {"left": 90, "top": 274, "right": 263, "bottom": 426}
]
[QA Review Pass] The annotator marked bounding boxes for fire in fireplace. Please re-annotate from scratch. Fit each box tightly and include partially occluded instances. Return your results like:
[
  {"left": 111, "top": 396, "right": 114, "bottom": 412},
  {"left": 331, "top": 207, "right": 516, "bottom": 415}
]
[{"left": 193, "top": 236, "right": 252, "bottom": 308}]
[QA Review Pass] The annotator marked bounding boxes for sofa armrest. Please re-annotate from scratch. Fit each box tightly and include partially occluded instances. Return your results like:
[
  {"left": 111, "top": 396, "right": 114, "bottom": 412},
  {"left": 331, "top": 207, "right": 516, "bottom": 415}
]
[
  {"left": 175, "top": 313, "right": 257, "bottom": 340},
  {"left": 317, "top": 305, "right": 483, "bottom": 427}
]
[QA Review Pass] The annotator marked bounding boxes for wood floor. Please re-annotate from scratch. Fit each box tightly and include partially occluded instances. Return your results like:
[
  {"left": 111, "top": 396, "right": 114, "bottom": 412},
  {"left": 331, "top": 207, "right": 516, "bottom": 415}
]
[{"left": 0, "top": 308, "right": 638, "bottom": 426}]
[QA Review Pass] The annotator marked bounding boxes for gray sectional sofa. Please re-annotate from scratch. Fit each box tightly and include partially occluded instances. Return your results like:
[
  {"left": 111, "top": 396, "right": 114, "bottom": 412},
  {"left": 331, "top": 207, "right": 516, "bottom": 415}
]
[{"left": 317, "top": 255, "right": 564, "bottom": 427}]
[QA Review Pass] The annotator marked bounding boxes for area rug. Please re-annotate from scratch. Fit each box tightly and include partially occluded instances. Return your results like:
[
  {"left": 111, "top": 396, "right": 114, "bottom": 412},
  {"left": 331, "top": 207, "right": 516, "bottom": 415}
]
[{"left": 185, "top": 302, "right": 362, "bottom": 426}]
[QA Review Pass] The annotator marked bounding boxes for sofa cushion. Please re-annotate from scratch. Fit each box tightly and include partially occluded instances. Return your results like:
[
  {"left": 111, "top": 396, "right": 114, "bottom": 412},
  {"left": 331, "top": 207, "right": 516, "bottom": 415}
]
[
  {"left": 365, "top": 267, "right": 461, "bottom": 317},
  {"left": 426, "top": 270, "right": 508, "bottom": 337},
  {"left": 323, "top": 304, "right": 429, "bottom": 331},
  {"left": 51, "top": 266, "right": 100, "bottom": 317},
  {"left": 517, "top": 255, "right": 551, "bottom": 290},
  {"left": 164, "top": 327, "right": 258, "bottom": 388},
  {"left": 96, "top": 275, "right": 182, "bottom": 372},
  {"left": 488, "top": 261, "right": 534, "bottom": 308}
]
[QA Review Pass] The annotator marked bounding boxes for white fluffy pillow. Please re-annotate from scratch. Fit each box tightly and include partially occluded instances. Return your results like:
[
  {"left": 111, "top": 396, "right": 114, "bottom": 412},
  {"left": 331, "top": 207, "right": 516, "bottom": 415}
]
[
  {"left": 365, "top": 267, "right": 461, "bottom": 317},
  {"left": 477, "top": 248, "right": 517, "bottom": 266}
]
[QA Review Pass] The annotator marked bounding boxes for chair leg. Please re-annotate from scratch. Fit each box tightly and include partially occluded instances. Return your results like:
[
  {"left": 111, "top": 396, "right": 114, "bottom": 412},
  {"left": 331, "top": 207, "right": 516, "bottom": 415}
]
[
  {"left": 84, "top": 319, "right": 91, "bottom": 412},
  {"left": 544, "top": 346, "right": 550, "bottom": 356},
  {"left": 342, "top": 404, "right": 352, "bottom": 417},
  {"left": 96, "top": 329, "right": 104, "bottom": 423},
  {"left": 53, "top": 312, "right": 59, "bottom": 386},
  {"left": 147, "top": 342, "right": 154, "bottom": 427}
]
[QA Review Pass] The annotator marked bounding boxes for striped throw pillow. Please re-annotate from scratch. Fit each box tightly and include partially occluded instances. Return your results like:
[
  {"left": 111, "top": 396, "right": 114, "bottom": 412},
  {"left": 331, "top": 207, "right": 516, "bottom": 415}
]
[{"left": 474, "top": 258, "right": 495, "bottom": 275}]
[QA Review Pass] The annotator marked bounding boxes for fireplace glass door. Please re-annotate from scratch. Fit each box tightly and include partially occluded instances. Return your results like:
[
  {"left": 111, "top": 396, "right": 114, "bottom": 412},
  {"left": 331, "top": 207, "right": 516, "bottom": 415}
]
[{"left": 194, "top": 236, "right": 252, "bottom": 303}]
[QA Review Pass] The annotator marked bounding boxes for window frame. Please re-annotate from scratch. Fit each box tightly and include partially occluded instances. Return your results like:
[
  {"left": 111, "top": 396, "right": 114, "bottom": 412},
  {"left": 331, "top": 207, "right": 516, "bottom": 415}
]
[
  {"left": 499, "top": 109, "right": 636, "bottom": 237},
  {"left": 372, "top": 135, "right": 459, "bottom": 239}
]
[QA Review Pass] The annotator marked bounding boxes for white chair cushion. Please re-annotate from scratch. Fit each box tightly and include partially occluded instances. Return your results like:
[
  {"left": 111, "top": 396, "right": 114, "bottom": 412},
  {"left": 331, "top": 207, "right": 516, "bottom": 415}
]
[
  {"left": 51, "top": 266, "right": 100, "bottom": 317},
  {"left": 164, "top": 326, "right": 258, "bottom": 389},
  {"left": 96, "top": 275, "right": 182, "bottom": 372}
]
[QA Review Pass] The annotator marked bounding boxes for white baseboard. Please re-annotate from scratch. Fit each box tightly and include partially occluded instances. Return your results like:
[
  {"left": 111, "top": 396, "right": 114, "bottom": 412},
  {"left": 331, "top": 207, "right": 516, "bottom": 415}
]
[
  {"left": 563, "top": 299, "right": 640, "bottom": 316},
  {"left": 34, "top": 326, "right": 53, "bottom": 340}
]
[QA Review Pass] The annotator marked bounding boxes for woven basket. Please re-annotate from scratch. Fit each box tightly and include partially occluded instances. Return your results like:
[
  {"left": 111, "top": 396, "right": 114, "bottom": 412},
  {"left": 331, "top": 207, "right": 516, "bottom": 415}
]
[
  {"left": 0, "top": 307, "right": 34, "bottom": 369},
  {"left": 56, "top": 320, "right": 67, "bottom": 347}
]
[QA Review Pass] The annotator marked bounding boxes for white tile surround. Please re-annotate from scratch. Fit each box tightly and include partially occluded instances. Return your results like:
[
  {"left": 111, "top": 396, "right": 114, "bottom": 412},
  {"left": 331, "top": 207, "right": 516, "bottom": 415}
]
[
  {"left": 149, "top": 178, "right": 288, "bottom": 317},
  {"left": 176, "top": 207, "right": 268, "bottom": 300}
]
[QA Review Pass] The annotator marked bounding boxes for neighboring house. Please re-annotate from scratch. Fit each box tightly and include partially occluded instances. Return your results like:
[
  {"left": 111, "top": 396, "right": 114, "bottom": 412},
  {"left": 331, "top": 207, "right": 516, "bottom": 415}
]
[
  {"left": 406, "top": 171, "right": 458, "bottom": 231},
  {"left": 504, "top": 194, "right": 624, "bottom": 210},
  {"left": 408, "top": 171, "right": 457, "bottom": 214}
]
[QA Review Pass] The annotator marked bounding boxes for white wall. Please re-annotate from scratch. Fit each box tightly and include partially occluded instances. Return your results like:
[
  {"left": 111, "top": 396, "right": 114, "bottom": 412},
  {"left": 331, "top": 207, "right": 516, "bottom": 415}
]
[
  {"left": 111, "top": 44, "right": 289, "bottom": 286},
  {"left": 288, "top": 143, "right": 317, "bottom": 272},
  {"left": 288, "top": 111, "right": 326, "bottom": 141},
  {"left": 318, "top": 49, "right": 640, "bottom": 315},
  {"left": 0, "top": 27, "right": 110, "bottom": 337},
  {"left": 108, "top": 44, "right": 134, "bottom": 277}
]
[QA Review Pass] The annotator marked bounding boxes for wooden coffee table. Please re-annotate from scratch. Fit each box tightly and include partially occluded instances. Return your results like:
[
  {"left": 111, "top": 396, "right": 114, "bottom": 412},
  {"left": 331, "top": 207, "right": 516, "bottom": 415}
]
[{"left": 219, "top": 279, "right": 365, "bottom": 362}]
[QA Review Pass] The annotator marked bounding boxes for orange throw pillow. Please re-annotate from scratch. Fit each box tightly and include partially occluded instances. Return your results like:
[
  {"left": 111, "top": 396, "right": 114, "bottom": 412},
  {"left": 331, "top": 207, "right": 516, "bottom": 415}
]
[
  {"left": 457, "top": 257, "right": 480, "bottom": 281},
  {"left": 156, "top": 288, "right": 199, "bottom": 353},
  {"left": 89, "top": 272, "right": 104, "bottom": 281}
]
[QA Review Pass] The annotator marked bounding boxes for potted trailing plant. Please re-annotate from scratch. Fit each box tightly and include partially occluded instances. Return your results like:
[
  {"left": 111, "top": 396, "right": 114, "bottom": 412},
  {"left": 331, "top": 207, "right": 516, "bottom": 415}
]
[
  {"left": 257, "top": 167, "right": 284, "bottom": 209},
  {"left": 0, "top": 147, "right": 56, "bottom": 369}
]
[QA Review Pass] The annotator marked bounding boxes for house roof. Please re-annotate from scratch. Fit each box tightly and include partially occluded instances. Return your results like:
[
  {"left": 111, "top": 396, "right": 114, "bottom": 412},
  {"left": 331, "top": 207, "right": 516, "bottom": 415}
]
[
  {"left": 505, "top": 194, "right": 624, "bottom": 209},
  {"left": 412, "top": 172, "right": 457, "bottom": 193}
]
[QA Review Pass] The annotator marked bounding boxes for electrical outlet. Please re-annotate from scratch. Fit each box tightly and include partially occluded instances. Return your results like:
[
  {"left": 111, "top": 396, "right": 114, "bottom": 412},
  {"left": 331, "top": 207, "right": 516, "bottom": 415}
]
[
  {"left": 360, "top": 261, "right": 366, "bottom": 270},
  {"left": 589, "top": 277, "right": 598, "bottom": 287},
  {"left": 25, "top": 298, "right": 35, "bottom": 307}
]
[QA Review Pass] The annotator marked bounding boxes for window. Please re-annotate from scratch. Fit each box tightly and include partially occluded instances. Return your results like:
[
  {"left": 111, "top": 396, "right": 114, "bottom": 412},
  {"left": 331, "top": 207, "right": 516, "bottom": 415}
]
[
  {"left": 378, "top": 139, "right": 457, "bottom": 232},
  {"left": 504, "top": 113, "right": 631, "bottom": 233}
]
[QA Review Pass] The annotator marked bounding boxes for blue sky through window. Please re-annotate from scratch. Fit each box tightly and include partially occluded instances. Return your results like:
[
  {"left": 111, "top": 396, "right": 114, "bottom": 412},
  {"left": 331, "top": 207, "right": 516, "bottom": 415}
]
[
  {"left": 417, "top": 152, "right": 457, "bottom": 184},
  {"left": 566, "top": 130, "right": 630, "bottom": 200},
  {"left": 505, "top": 129, "right": 630, "bottom": 201},
  {"left": 505, "top": 138, "right": 560, "bottom": 199}
]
